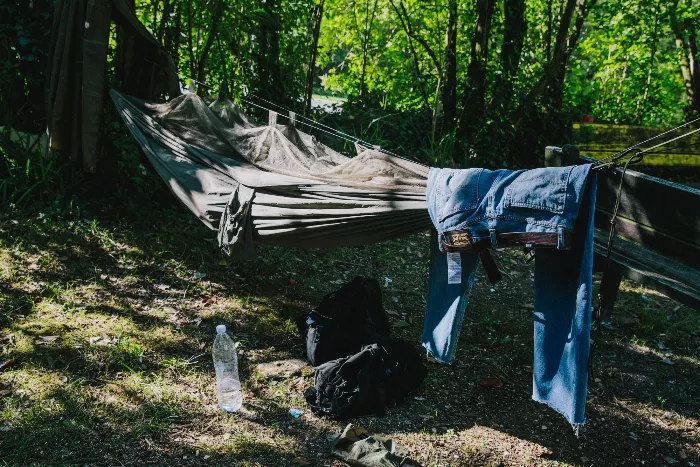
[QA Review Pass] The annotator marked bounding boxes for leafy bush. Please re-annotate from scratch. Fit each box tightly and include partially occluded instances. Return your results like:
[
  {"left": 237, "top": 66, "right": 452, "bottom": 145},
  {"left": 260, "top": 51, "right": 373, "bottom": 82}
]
[
  {"left": 0, "top": 133, "right": 64, "bottom": 206},
  {"left": 0, "top": 0, "right": 52, "bottom": 132}
]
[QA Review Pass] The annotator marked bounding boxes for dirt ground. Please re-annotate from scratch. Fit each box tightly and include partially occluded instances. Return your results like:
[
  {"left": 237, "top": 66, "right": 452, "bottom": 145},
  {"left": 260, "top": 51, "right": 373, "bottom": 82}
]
[{"left": 0, "top": 196, "right": 698, "bottom": 466}]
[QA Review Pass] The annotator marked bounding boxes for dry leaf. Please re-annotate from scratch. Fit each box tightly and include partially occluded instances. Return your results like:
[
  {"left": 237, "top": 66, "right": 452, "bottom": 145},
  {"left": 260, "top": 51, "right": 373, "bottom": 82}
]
[
  {"left": 479, "top": 376, "right": 504, "bottom": 388},
  {"left": 163, "top": 306, "right": 178, "bottom": 315},
  {"left": 293, "top": 458, "right": 313, "bottom": 465},
  {"left": 35, "top": 335, "right": 59, "bottom": 344}
]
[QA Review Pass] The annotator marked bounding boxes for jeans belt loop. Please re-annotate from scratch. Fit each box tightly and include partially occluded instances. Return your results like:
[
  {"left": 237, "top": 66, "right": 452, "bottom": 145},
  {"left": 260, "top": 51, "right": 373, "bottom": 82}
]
[
  {"left": 489, "top": 228, "right": 498, "bottom": 248},
  {"left": 557, "top": 226, "right": 566, "bottom": 249}
]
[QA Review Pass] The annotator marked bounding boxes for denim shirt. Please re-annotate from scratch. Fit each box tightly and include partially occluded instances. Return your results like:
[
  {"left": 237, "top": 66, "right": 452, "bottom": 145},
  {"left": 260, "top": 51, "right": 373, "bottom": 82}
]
[{"left": 422, "top": 164, "right": 596, "bottom": 429}]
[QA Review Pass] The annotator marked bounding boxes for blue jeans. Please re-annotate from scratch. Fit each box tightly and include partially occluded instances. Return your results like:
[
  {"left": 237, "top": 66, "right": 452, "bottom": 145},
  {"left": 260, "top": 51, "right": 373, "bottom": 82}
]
[{"left": 422, "top": 165, "right": 596, "bottom": 428}]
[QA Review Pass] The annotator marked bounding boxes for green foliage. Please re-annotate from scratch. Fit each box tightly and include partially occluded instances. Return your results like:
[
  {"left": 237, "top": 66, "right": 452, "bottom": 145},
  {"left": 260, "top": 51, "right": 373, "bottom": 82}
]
[
  {"left": 566, "top": 0, "right": 685, "bottom": 126},
  {"left": 0, "top": 0, "right": 53, "bottom": 132},
  {"left": 1, "top": 0, "right": 698, "bottom": 181},
  {"left": 0, "top": 135, "right": 64, "bottom": 206}
]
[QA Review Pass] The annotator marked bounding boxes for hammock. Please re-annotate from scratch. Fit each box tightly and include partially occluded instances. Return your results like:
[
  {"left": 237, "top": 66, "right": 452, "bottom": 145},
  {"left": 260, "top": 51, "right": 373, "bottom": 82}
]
[{"left": 110, "top": 90, "right": 431, "bottom": 259}]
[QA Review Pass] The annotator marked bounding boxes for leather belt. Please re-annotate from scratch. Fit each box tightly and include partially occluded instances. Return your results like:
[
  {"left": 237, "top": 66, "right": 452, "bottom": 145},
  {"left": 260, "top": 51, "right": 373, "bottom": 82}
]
[
  {"left": 441, "top": 229, "right": 571, "bottom": 252},
  {"left": 440, "top": 229, "right": 571, "bottom": 286}
]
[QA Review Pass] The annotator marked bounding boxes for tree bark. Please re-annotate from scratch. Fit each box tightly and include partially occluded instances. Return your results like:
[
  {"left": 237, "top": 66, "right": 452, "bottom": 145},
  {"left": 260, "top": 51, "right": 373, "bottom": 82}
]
[
  {"left": 359, "top": 0, "right": 380, "bottom": 103},
  {"left": 671, "top": 0, "right": 700, "bottom": 116},
  {"left": 187, "top": 0, "right": 196, "bottom": 81},
  {"left": 169, "top": 0, "right": 183, "bottom": 64},
  {"left": 305, "top": 0, "right": 326, "bottom": 115},
  {"left": 440, "top": 0, "right": 458, "bottom": 133},
  {"left": 511, "top": 0, "right": 578, "bottom": 122},
  {"left": 389, "top": 0, "right": 432, "bottom": 111},
  {"left": 456, "top": 0, "right": 495, "bottom": 139},
  {"left": 546, "top": 0, "right": 553, "bottom": 61},
  {"left": 491, "top": 0, "right": 526, "bottom": 113},
  {"left": 157, "top": 0, "right": 171, "bottom": 43},
  {"left": 257, "top": 0, "right": 285, "bottom": 103},
  {"left": 195, "top": 0, "right": 223, "bottom": 97},
  {"left": 548, "top": 0, "right": 597, "bottom": 115},
  {"left": 636, "top": 0, "right": 660, "bottom": 123}
]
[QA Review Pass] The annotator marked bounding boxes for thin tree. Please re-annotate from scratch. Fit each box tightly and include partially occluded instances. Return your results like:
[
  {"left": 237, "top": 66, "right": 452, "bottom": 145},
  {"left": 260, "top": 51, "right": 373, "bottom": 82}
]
[
  {"left": 305, "top": 0, "right": 326, "bottom": 115},
  {"left": 456, "top": 0, "right": 496, "bottom": 141},
  {"left": 636, "top": 0, "right": 662, "bottom": 123},
  {"left": 670, "top": 0, "right": 700, "bottom": 116},
  {"left": 440, "top": 0, "right": 458, "bottom": 134}
]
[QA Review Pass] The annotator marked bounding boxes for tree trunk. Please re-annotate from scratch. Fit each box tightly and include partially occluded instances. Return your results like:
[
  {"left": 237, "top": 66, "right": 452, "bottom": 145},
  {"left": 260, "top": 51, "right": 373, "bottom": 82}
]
[
  {"left": 157, "top": 0, "right": 171, "bottom": 43},
  {"left": 187, "top": 0, "right": 196, "bottom": 81},
  {"left": 257, "top": 0, "right": 269, "bottom": 97},
  {"left": 508, "top": 0, "right": 593, "bottom": 167},
  {"left": 170, "top": 0, "right": 182, "bottom": 64},
  {"left": 456, "top": 0, "right": 495, "bottom": 140},
  {"left": 546, "top": 0, "right": 553, "bottom": 61},
  {"left": 544, "top": 0, "right": 597, "bottom": 142},
  {"left": 359, "top": 0, "right": 380, "bottom": 103},
  {"left": 636, "top": 0, "right": 660, "bottom": 123},
  {"left": 683, "top": 0, "right": 700, "bottom": 116},
  {"left": 305, "top": 0, "right": 325, "bottom": 115},
  {"left": 152, "top": 0, "right": 158, "bottom": 33},
  {"left": 389, "top": 0, "right": 432, "bottom": 112},
  {"left": 257, "top": 0, "right": 285, "bottom": 104},
  {"left": 195, "top": 0, "right": 223, "bottom": 96},
  {"left": 670, "top": 0, "right": 700, "bottom": 116},
  {"left": 491, "top": 0, "right": 526, "bottom": 113},
  {"left": 440, "top": 0, "right": 458, "bottom": 133},
  {"left": 512, "top": 0, "right": 578, "bottom": 121}
]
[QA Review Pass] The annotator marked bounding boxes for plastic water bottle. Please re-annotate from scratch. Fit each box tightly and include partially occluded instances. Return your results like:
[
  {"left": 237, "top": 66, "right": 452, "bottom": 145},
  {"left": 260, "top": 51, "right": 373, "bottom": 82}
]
[{"left": 212, "top": 325, "right": 242, "bottom": 412}]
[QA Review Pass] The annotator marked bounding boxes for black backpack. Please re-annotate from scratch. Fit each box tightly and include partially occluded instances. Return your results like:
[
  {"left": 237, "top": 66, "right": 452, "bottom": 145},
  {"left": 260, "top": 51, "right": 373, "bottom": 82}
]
[
  {"left": 295, "top": 277, "right": 390, "bottom": 367},
  {"left": 304, "top": 338, "right": 427, "bottom": 419}
]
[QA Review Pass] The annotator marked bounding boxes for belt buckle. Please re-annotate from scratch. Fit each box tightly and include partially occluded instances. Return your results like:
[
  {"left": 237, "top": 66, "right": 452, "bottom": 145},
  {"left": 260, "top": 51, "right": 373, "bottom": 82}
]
[{"left": 442, "top": 229, "right": 473, "bottom": 250}]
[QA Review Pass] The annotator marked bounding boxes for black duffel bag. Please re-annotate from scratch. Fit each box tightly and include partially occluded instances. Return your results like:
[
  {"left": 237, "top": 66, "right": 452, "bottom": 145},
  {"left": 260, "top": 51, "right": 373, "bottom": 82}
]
[
  {"left": 304, "top": 337, "right": 427, "bottom": 419},
  {"left": 295, "top": 277, "right": 390, "bottom": 367}
]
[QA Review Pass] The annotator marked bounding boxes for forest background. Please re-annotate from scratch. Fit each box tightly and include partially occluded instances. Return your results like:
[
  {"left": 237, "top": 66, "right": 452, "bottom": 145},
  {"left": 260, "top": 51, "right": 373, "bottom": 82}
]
[{"left": 1, "top": 0, "right": 700, "bottom": 199}]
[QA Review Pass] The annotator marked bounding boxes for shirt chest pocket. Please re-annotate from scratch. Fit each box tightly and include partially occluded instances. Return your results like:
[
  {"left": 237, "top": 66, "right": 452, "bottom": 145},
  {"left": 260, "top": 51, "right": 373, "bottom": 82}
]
[
  {"left": 437, "top": 168, "right": 483, "bottom": 222},
  {"left": 504, "top": 167, "right": 574, "bottom": 215}
]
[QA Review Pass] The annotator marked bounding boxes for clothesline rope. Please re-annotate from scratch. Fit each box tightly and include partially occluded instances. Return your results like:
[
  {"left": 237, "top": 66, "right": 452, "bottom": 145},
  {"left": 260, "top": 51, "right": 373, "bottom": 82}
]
[{"left": 595, "top": 116, "right": 700, "bottom": 168}]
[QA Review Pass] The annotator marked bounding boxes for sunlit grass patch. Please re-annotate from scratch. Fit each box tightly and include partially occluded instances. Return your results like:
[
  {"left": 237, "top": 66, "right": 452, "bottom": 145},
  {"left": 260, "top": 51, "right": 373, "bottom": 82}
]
[{"left": 1, "top": 196, "right": 698, "bottom": 465}]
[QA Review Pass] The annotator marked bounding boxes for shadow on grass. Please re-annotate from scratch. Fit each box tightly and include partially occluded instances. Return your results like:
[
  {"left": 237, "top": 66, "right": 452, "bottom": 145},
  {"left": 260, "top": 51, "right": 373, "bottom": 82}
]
[{"left": 1, "top": 195, "right": 698, "bottom": 466}]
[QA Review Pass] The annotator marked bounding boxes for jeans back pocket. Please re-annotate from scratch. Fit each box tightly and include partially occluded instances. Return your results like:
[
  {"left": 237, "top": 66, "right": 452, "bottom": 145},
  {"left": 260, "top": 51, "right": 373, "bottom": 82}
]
[
  {"left": 504, "top": 167, "right": 573, "bottom": 215},
  {"left": 438, "top": 168, "right": 483, "bottom": 222}
]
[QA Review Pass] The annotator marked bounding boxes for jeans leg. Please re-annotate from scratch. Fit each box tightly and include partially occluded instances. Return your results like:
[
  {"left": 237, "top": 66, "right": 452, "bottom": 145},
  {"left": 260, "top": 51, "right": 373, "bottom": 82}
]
[
  {"left": 422, "top": 230, "right": 480, "bottom": 364},
  {"left": 532, "top": 176, "right": 597, "bottom": 427}
]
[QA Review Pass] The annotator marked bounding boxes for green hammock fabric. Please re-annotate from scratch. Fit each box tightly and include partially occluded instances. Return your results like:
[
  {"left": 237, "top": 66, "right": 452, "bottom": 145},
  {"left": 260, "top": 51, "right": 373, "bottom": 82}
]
[{"left": 111, "top": 90, "right": 430, "bottom": 259}]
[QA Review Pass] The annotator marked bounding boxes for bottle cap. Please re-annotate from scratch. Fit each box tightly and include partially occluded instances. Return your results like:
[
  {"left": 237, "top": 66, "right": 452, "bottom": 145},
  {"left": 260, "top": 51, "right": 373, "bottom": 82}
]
[{"left": 216, "top": 325, "right": 226, "bottom": 335}]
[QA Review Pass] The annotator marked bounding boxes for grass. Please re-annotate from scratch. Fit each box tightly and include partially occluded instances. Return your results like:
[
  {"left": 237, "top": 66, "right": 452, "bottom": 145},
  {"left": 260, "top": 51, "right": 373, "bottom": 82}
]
[
  {"left": 0, "top": 189, "right": 698, "bottom": 466},
  {"left": 312, "top": 89, "right": 348, "bottom": 103},
  {"left": 572, "top": 123, "right": 700, "bottom": 171}
]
